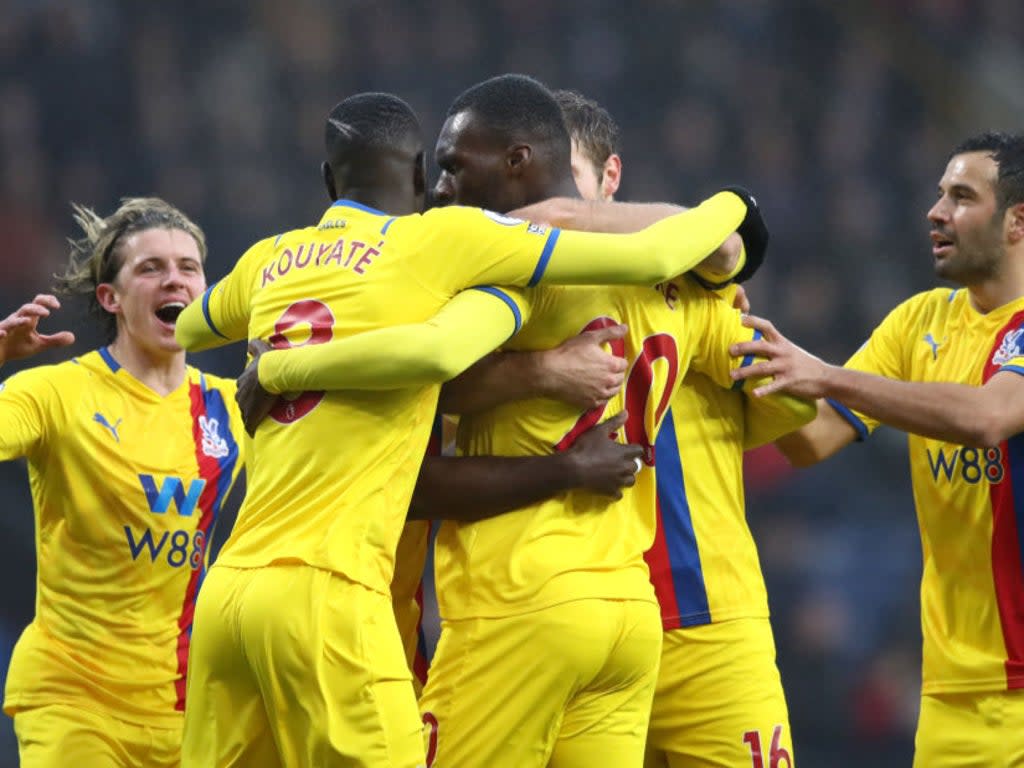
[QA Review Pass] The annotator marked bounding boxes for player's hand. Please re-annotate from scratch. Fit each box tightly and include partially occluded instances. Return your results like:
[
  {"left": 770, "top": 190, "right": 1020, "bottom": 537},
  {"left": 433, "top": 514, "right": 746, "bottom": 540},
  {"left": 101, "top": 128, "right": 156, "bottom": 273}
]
[
  {"left": 565, "top": 411, "right": 645, "bottom": 499},
  {"left": 732, "top": 284, "right": 751, "bottom": 313},
  {"left": 729, "top": 315, "right": 832, "bottom": 398},
  {"left": 236, "top": 339, "right": 278, "bottom": 437},
  {"left": 535, "top": 324, "right": 628, "bottom": 409},
  {"left": 0, "top": 294, "right": 75, "bottom": 365}
]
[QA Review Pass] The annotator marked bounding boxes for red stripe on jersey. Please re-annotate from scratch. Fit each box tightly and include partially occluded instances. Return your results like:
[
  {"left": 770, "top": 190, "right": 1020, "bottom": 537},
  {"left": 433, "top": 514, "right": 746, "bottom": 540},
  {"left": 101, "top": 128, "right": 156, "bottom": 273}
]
[
  {"left": 644, "top": 499, "right": 682, "bottom": 630},
  {"left": 984, "top": 310, "right": 1024, "bottom": 688},
  {"left": 173, "top": 382, "right": 228, "bottom": 710}
]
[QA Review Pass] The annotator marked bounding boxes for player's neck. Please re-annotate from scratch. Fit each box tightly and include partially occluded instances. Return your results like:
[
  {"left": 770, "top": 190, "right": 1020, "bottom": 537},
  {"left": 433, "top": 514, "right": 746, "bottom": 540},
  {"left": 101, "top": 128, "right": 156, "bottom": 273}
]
[
  {"left": 966, "top": 265, "right": 1024, "bottom": 314},
  {"left": 107, "top": 337, "right": 187, "bottom": 396},
  {"left": 525, "top": 176, "right": 583, "bottom": 207},
  {"left": 337, "top": 186, "right": 413, "bottom": 216}
]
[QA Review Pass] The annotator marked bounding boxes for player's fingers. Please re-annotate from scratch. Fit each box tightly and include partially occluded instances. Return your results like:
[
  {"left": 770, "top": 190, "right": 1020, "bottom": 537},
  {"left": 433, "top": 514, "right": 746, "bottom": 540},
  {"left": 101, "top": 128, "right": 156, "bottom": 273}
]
[
  {"left": 39, "top": 332, "right": 75, "bottom": 348},
  {"left": 752, "top": 379, "right": 784, "bottom": 398},
  {"left": 741, "top": 314, "right": 778, "bottom": 339},
  {"left": 729, "top": 339, "right": 772, "bottom": 359},
  {"left": 17, "top": 304, "right": 51, "bottom": 319},
  {"left": 33, "top": 294, "right": 61, "bottom": 310},
  {"left": 731, "top": 361, "right": 772, "bottom": 381},
  {"left": 621, "top": 443, "right": 644, "bottom": 461},
  {"left": 247, "top": 338, "right": 272, "bottom": 358},
  {"left": 732, "top": 285, "right": 751, "bottom": 313},
  {"left": 584, "top": 323, "right": 628, "bottom": 345},
  {"left": 598, "top": 410, "right": 628, "bottom": 431}
]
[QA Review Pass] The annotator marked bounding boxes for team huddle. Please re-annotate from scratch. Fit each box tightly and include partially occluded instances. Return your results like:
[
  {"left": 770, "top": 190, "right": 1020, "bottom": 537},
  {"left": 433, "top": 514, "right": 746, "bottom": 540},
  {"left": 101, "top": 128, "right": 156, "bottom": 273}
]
[{"left": 0, "top": 73, "right": 1023, "bottom": 768}]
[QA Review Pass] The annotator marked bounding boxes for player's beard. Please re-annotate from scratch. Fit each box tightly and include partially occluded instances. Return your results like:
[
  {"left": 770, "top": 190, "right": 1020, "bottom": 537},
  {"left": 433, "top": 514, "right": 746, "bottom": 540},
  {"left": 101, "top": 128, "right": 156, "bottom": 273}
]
[{"left": 934, "top": 214, "right": 1004, "bottom": 285}]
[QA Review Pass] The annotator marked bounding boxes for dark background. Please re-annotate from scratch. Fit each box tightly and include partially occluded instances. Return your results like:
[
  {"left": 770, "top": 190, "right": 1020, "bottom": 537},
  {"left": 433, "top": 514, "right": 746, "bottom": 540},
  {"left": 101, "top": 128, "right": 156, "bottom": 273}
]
[{"left": 2, "top": 1, "right": 1022, "bottom": 765}]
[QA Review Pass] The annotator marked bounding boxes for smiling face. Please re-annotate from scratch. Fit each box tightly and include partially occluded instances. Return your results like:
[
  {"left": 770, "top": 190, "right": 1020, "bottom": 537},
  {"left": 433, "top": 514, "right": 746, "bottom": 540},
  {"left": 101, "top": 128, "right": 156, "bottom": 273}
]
[
  {"left": 96, "top": 227, "right": 206, "bottom": 359},
  {"left": 927, "top": 151, "right": 1006, "bottom": 285}
]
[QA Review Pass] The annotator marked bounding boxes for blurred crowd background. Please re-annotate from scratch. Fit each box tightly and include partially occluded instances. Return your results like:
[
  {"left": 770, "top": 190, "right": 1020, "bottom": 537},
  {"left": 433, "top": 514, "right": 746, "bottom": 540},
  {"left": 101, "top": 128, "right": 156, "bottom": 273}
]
[{"left": 2, "top": 1, "right": 1022, "bottom": 765}]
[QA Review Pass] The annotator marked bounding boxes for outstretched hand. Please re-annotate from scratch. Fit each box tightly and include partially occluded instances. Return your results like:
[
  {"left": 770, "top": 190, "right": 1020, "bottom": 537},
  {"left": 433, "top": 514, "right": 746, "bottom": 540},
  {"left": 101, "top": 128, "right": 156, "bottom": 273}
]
[
  {"left": 565, "top": 411, "right": 644, "bottom": 499},
  {"left": 538, "top": 323, "right": 628, "bottom": 410},
  {"left": 729, "top": 315, "right": 832, "bottom": 398},
  {"left": 0, "top": 294, "right": 75, "bottom": 365},
  {"left": 236, "top": 339, "right": 278, "bottom": 437}
]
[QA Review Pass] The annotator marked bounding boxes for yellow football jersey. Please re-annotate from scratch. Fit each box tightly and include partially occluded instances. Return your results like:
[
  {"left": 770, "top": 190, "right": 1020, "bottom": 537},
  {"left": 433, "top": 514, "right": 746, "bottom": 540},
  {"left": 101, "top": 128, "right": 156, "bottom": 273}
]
[
  {"left": 648, "top": 370, "right": 812, "bottom": 629},
  {"left": 179, "top": 197, "right": 745, "bottom": 596},
  {"left": 0, "top": 349, "right": 243, "bottom": 726},
  {"left": 438, "top": 278, "right": 764, "bottom": 620},
  {"left": 833, "top": 287, "right": 1024, "bottom": 693}
]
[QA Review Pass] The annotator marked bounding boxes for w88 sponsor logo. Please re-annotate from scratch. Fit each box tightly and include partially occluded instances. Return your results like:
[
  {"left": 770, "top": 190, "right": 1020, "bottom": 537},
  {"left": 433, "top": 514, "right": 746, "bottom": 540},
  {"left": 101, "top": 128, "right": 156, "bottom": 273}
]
[
  {"left": 926, "top": 446, "right": 1005, "bottom": 485},
  {"left": 123, "top": 474, "right": 208, "bottom": 569}
]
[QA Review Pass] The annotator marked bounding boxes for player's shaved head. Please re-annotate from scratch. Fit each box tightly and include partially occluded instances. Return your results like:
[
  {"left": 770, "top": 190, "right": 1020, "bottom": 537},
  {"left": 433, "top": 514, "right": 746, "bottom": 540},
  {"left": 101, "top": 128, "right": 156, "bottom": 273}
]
[
  {"left": 322, "top": 92, "right": 426, "bottom": 214},
  {"left": 446, "top": 74, "right": 571, "bottom": 169},
  {"left": 326, "top": 93, "right": 421, "bottom": 156}
]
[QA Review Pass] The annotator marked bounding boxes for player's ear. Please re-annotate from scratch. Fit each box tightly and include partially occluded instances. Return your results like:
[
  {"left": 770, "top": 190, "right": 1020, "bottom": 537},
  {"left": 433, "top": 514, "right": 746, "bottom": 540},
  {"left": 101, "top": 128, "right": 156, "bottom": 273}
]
[
  {"left": 601, "top": 154, "right": 622, "bottom": 201},
  {"left": 507, "top": 145, "right": 532, "bottom": 177},
  {"left": 1007, "top": 202, "right": 1024, "bottom": 245},
  {"left": 322, "top": 162, "right": 338, "bottom": 202},
  {"left": 96, "top": 283, "right": 120, "bottom": 314}
]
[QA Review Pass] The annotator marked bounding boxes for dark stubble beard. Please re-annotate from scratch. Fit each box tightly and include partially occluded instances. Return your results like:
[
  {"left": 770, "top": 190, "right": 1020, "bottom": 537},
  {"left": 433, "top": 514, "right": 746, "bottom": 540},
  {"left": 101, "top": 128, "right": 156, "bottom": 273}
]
[{"left": 934, "top": 212, "right": 1004, "bottom": 285}]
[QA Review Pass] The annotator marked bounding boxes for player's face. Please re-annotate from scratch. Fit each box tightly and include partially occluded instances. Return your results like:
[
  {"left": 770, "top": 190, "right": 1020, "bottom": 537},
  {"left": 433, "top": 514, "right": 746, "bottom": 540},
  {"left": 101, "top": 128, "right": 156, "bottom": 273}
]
[
  {"left": 433, "top": 110, "right": 519, "bottom": 212},
  {"left": 927, "top": 151, "right": 1005, "bottom": 285},
  {"left": 103, "top": 228, "right": 206, "bottom": 357},
  {"left": 570, "top": 140, "right": 603, "bottom": 202}
]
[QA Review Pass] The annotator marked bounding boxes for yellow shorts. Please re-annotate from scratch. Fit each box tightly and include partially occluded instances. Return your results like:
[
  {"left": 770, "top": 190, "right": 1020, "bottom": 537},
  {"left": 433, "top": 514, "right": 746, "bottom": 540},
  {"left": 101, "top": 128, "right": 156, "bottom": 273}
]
[
  {"left": 644, "top": 618, "right": 794, "bottom": 768},
  {"left": 914, "top": 689, "right": 1024, "bottom": 767},
  {"left": 182, "top": 564, "right": 426, "bottom": 768},
  {"left": 13, "top": 703, "right": 180, "bottom": 768},
  {"left": 419, "top": 598, "right": 662, "bottom": 768}
]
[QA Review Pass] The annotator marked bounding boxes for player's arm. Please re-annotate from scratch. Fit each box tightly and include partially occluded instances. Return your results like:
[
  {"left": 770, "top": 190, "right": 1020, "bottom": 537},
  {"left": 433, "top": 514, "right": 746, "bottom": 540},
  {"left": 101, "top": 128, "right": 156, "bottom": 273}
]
[
  {"left": 438, "top": 323, "right": 628, "bottom": 415},
  {"left": 236, "top": 288, "right": 524, "bottom": 435},
  {"left": 0, "top": 294, "right": 75, "bottom": 367},
  {"left": 408, "top": 412, "right": 642, "bottom": 522},
  {"left": 731, "top": 314, "right": 1024, "bottom": 448},
  {"left": 508, "top": 197, "right": 747, "bottom": 286},
  {"left": 772, "top": 402, "right": 860, "bottom": 467},
  {"left": 0, "top": 366, "right": 53, "bottom": 461},
  {"left": 426, "top": 190, "right": 760, "bottom": 291},
  {"left": 176, "top": 239, "right": 275, "bottom": 351}
]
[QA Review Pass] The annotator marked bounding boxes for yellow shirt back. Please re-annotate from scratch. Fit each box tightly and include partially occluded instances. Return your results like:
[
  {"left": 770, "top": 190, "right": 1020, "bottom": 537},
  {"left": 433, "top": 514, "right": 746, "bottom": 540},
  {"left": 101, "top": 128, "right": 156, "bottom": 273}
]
[
  {"left": 439, "top": 278, "right": 759, "bottom": 619},
  {"left": 198, "top": 202, "right": 556, "bottom": 593}
]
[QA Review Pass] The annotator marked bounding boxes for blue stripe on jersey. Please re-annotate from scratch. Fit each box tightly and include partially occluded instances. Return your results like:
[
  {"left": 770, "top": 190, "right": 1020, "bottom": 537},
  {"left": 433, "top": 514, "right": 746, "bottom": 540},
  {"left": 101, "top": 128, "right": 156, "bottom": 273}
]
[
  {"left": 98, "top": 346, "right": 121, "bottom": 372},
  {"left": 471, "top": 286, "right": 523, "bottom": 334},
  {"left": 948, "top": 289, "right": 959, "bottom": 302},
  {"left": 528, "top": 228, "right": 562, "bottom": 287},
  {"left": 333, "top": 199, "right": 387, "bottom": 216},
  {"left": 826, "top": 398, "right": 869, "bottom": 441},
  {"left": 731, "top": 328, "right": 763, "bottom": 391},
  {"left": 203, "top": 385, "right": 239, "bottom": 522},
  {"left": 201, "top": 285, "right": 227, "bottom": 339},
  {"left": 654, "top": 411, "right": 711, "bottom": 625},
  {"left": 1009, "top": 433, "right": 1024, "bottom": 578},
  {"left": 1000, "top": 365, "right": 1024, "bottom": 377},
  {"left": 381, "top": 216, "right": 396, "bottom": 234}
]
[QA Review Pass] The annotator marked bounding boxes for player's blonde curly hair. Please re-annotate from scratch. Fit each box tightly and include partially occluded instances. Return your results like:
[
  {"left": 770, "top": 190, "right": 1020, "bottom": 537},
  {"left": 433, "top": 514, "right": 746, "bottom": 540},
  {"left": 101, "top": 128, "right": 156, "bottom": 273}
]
[{"left": 54, "top": 197, "right": 207, "bottom": 341}]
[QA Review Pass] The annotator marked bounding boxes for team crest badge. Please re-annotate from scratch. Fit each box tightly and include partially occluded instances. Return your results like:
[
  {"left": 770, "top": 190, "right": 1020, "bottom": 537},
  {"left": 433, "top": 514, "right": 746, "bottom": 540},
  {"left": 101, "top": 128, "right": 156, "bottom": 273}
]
[
  {"left": 199, "top": 415, "right": 230, "bottom": 459},
  {"left": 993, "top": 328, "right": 1024, "bottom": 366}
]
